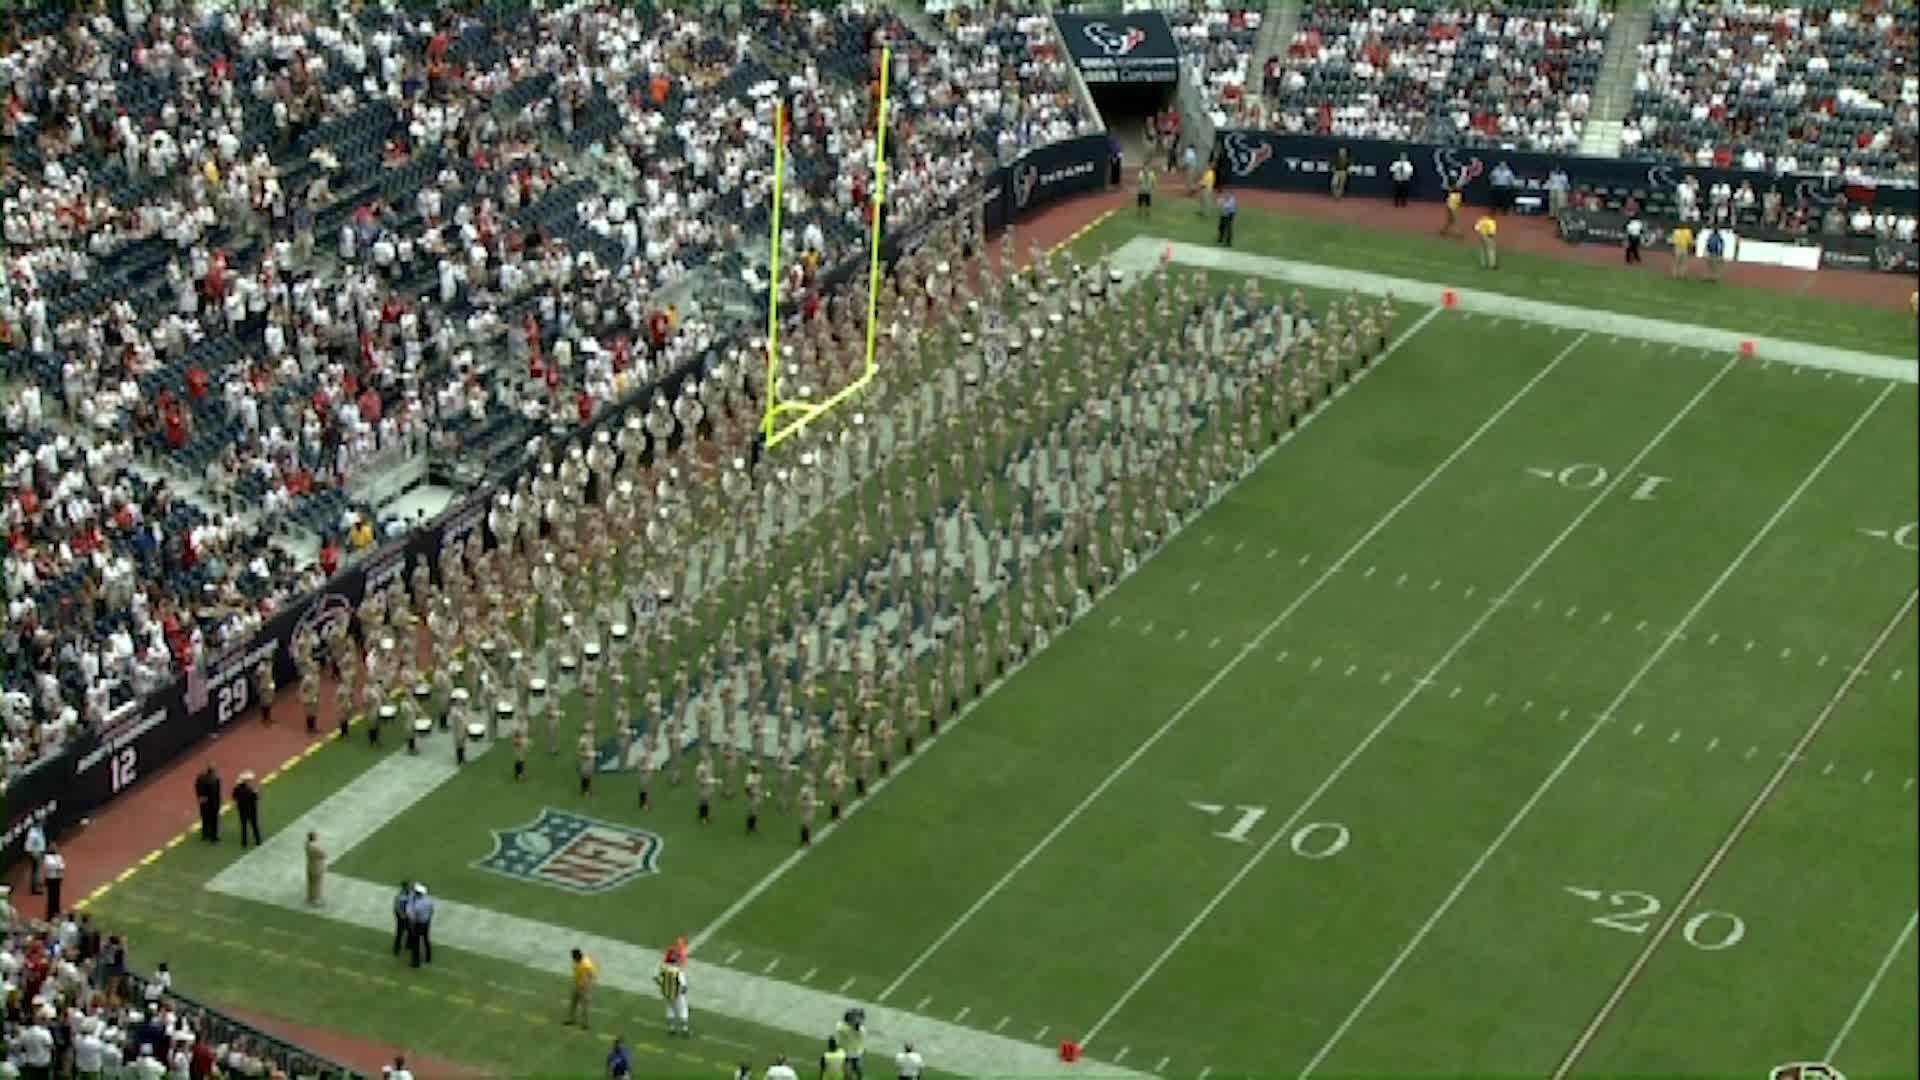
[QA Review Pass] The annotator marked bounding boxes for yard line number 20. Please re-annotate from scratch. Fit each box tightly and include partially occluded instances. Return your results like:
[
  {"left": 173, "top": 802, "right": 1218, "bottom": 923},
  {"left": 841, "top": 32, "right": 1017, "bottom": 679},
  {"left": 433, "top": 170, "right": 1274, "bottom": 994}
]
[{"left": 1564, "top": 885, "right": 1746, "bottom": 951}]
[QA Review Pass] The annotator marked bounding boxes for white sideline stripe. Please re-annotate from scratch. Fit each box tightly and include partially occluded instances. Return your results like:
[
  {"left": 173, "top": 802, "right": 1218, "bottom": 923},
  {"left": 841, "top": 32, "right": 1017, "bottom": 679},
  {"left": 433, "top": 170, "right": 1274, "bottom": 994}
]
[
  {"left": 1558, "top": 579, "right": 1916, "bottom": 1077},
  {"left": 1126, "top": 238, "right": 1916, "bottom": 383},
  {"left": 1092, "top": 350, "right": 1732, "bottom": 1055},
  {"left": 1309, "top": 381, "right": 1890, "bottom": 1078},
  {"left": 692, "top": 306, "right": 1446, "bottom": 956},
  {"left": 875, "top": 323, "right": 1579, "bottom": 1006},
  {"left": 1828, "top": 909, "right": 1920, "bottom": 1064}
]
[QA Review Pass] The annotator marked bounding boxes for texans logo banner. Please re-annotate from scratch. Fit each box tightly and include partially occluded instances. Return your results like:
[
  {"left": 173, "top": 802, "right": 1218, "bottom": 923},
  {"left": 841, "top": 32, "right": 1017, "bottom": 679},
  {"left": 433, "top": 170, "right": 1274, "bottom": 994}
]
[{"left": 1054, "top": 13, "right": 1180, "bottom": 84}]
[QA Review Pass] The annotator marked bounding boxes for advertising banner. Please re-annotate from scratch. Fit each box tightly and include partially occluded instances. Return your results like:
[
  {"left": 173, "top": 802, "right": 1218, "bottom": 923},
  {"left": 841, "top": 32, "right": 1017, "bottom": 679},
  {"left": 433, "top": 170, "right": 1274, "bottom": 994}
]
[
  {"left": 1053, "top": 13, "right": 1181, "bottom": 85},
  {"left": 1211, "top": 130, "right": 1920, "bottom": 216},
  {"left": 1558, "top": 208, "right": 1914, "bottom": 276}
]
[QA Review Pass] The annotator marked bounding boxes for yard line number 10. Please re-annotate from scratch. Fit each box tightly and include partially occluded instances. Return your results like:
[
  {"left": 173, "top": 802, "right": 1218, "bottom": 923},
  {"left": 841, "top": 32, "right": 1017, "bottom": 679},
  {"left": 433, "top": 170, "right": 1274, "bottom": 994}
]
[
  {"left": 1563, "top": 885, "right": 1747, "bottom": 951},
  {"left": 1189, "top": 802, "right": 1351, "bottom": 859}
]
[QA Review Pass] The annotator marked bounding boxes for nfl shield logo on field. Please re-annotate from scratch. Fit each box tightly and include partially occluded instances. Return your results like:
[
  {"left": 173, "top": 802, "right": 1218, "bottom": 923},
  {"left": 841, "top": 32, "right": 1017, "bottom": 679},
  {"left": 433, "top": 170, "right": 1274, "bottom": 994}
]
[
  {"left": 1771, "top": 1064, "right": 1845, "bottom": 1080},
  {"left": 475, "top": 808, "right": 664, "bottom": 893}
]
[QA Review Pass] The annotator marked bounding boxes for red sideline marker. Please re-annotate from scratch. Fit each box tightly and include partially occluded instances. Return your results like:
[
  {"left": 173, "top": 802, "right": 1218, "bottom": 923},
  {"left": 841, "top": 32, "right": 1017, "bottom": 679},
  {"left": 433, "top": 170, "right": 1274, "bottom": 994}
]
[
  {"left": 1739, "top": 339, "right": 1756, "bottom": 358},
  {"left": 1442, "top": 289, "right": 1459, "bottom": 308},
  {"left": 1163, "top": 242, "right": 1174, "bottom": 264},
  {"left": 1060, "top": 1040, "right": 1083, "bottom": 1063}
]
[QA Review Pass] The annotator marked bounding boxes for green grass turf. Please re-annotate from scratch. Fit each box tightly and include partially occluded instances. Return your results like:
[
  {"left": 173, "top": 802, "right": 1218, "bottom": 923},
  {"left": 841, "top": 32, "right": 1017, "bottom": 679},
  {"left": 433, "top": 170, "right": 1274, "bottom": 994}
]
[
  {"left": 1084, "top": 197, "right": 1920, "bottom": 357},
  {"left": 91, "top": 248, "right": 1919, "bottom": 1077}
]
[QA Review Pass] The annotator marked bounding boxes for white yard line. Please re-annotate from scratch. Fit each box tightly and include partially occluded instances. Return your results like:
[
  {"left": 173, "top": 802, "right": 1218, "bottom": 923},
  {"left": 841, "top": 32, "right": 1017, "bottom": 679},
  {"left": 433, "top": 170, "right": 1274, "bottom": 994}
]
[
  {"left": 1556, "top": 581, "right": 1917, "bottom": 1078},
  {"left": 1300, "top": 382, "right": 1891, "bottom": 1077},
  {"left": 874, "top": 326, "right": 1584, "bottom": 1005},
  {"left": 1128, "top": 238, "right": 1915, "bottom": 383},
  {"left": 1087, "top": 351, "right": 1735, "bottom": 1054},
  {"left": 1827, "top": 909, "right": 1920, "bottom": 1064},
  {"left": 691, "top": 308, "right": 1449, "bottom": 957}
]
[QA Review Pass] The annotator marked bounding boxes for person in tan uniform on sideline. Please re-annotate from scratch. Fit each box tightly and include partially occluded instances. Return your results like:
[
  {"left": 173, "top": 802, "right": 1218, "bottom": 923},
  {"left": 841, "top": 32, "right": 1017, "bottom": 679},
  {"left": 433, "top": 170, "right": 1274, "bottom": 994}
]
[{"left": 306, "top": 832, "right": 327, "bottom": 906}]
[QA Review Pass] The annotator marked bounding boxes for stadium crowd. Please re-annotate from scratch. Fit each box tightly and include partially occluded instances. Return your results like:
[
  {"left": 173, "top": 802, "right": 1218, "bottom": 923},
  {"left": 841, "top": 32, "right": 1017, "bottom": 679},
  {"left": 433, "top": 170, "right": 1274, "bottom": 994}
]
[
  {"left": 0, "top": 904, "right": 315, "bottom": 1078},
  {"left": 0, "top": 0, "right": 1091, "bottom": 780},
  {"left": 1623, "top": 0, "right": 1920, "bottom": 180},
  {"left": 1260, "top": 3, "right": 1612, "bottom": 151}
]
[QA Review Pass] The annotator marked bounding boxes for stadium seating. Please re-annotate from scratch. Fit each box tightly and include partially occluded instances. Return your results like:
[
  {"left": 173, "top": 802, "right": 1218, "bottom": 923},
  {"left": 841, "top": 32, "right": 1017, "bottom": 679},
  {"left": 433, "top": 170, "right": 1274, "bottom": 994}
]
[
  {"left": 1264, "top": 2, "right": 1613, "bottom": 151},
  {"left": 1622, "top": 1, "right": 1920, "bottom": 180},
  {"left": 0, "top": 1, "right": 1064, "bottom": 772}
]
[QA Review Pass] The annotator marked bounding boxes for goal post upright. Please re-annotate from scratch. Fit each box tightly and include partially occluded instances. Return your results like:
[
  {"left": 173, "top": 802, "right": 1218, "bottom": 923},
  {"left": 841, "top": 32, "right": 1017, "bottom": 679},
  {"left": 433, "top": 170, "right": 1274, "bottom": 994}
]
[{"left": 760, "top": 44, "right": 892, "bottom": 451}]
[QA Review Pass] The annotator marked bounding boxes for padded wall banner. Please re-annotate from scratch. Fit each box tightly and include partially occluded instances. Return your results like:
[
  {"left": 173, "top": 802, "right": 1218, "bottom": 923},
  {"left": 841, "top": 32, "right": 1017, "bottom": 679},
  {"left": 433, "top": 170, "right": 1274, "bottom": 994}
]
[
  {"left": 1054, "top": 13, "right": 1181, "bottom": 84},
  {"left": 1210, "top": 130, "right": 1920, "bottom": 215}
]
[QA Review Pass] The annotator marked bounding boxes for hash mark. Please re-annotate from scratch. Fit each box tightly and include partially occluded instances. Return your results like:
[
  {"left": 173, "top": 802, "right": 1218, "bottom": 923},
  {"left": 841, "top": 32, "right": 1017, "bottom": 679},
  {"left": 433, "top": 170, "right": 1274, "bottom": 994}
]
[
  {"left": 1109, "top": 615, "right": 1123, "bottom": 628},
  {"left": 1266, "top": 548, "right": 1279, "bottom": 560},
  {"left": 1310, "top": 656, "right": 1324, "bottom": 671},
  {"left": 1201, "top": 534, "right": 1215, "bottom": 547},
  {"left": 1379, "top": 671, "right": 1393, "bottom": 685},
  {"left": 1344, "top": 664, "right": 1357, "bottom": 677},
  {"left": 1174, "top": 629, "right": 1188, "bottom": 642},
  {"left": 1431, "top": 578, "right": 1443, "bottom": 591},
  {"left": 1035, "top": 1026, "right": 1050, "bottom": 1042},
  {"left": 1895, "top": 669, "right": 1906, "bottom": 682},
  {"left": 1199, "top": 1069, "right": 1213, "bottom": 1080},
  {"left": 1823, "top": 761, "right": 1836, "bottom": 776},
  {"left": 1232, "top": 541, "right": 1246, "bottom": 554},
  {"left": 1448, "top": 685, "right": 1463, "bottom": 700},
  {"left": 1705, "top": 737, "right": 1719, "bottom": 752},
  {"left": 763, "top": 959, "right": 781, "bottom": 975},
  {"left": 954, "top": 1006, "right": 971, "bottom": 1023},
  {"left": 1532, "top": 598, "right": 1544, "bottom": 612},
  {"left": 1818, "top": 653, "right": 1828, "bottom": 667},
  {"left": 1558, "top": 707, "right": 1571, "bottom": 721},
  {"left": 1599, "top": 611, "right": 1613, "bottom": 625},
  {"left": 725, "top": 949, "right": 742, "bottom": 964},
  {"left": 995, "top": 1016, "right": 1011, "bottom": 1032},
  {"left": 800, "top": 967, "right": 818, "bottom": 982},
  {"left": 1141, "top": 623, "right": 1155, "bottom": 635},
  {"left": 1668, "top": 729, "right": 1682, "bottom": 744},
  {"left": 1745, "top": 746, "right": 1757, "bottom": 760},
  {"left": 1157, "top": 1058, "right": 1171, "bottom": 1073},
  {"left": 1905, "top": 778, "right": 1915, "bottom": 792},
  {"left": 1522, "top": 700, "right": 1534, "bottom": 712},
  {"left": 1863, "top": 770, "right": 1875, "bottom": 785},
  {"left": 1708, "top": 632, "right": 1719, "bottom": 645},
  {"left": 916, "top": 995, "right": 934, "bottom": 1011},
  {"left": 1566, "top": 606, "right": 1579, "bottom": 619},
  {"left": 1116, "top": 1048, "right": 1131, "bottom": 1064},
  {"left": 1780, "top": 647, "right": 1792, "bottom": 660},
  {"left": 1298, "top": 553, "right": 1311, "bottom": 566},
  {"left": 1207, "top": 637, "right": 1222, "bottom": 649},
  {"left": 839, "top": 976, "right": 857, "bottom": 992},
  {"left": 1636, "top": 619, "right": 1649, "bottom": 632},
  {"left": 1364, "top": 565, "right": 1376, "bottom": 578},
  {"left": 1188, "top": 580, "right": 1203, "bottom": 594},
  {"left": 1277, "top": 650, "right": 1290, "bottom": 663},
  {"left": 1631, "top": 723, "right": 1644, "bottom": 736},
  {"left": 1396, "top": 573, "right": 1409, "bottom": 587},
  {"left": 1484, "top": 692, "right": 1499, "bottom": 707}
]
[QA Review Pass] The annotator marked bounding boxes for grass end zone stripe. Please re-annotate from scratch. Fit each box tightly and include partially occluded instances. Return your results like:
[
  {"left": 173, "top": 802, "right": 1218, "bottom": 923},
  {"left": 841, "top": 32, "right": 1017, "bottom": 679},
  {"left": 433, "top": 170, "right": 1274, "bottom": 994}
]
[
  {"left": 1556, "top": 582, "right": 1919, "bottom": 1078},
  {"left": 1827, "top": 909, "right": 1920, "bottom": 1065}
]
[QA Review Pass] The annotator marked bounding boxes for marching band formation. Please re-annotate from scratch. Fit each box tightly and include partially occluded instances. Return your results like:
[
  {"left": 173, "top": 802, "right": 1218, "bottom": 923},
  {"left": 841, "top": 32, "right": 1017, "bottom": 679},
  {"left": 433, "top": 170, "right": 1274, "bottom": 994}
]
[{"left": 283, "top": 210, "right": 1397, "bottom": 847}]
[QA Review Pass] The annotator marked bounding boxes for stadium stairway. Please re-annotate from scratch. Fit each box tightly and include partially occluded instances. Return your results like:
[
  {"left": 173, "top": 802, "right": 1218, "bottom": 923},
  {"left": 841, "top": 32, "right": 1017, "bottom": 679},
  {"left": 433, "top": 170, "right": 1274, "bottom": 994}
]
[
  {"left": 1579, "top": 0, "right": 1653, "bottom": 157},
  {"left": 1254, "top": 0, "right": 1302, "bottom": 87}
]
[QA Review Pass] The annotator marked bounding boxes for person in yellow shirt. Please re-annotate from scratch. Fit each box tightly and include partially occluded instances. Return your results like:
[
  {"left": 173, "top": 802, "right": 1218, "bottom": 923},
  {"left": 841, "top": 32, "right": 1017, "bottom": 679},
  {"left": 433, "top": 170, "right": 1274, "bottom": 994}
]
[
  {"left": 1195, "top": 162, "right": 1217, "bottom": 217},
  {"left": 1670, "top": 224, "right": 1695, "bottom": 280},
  {"left": 349, "top": 516, "right": 374, "bottom": 550},
  {"left": 1440, "top": 189, "right": 1463, "bottom": 236},
  {"left": 1475, "top": 214, "right": 1498, "bottom": 269},
  {"left": 568, "top": 948, "right": 598, "bottom": 1029}
]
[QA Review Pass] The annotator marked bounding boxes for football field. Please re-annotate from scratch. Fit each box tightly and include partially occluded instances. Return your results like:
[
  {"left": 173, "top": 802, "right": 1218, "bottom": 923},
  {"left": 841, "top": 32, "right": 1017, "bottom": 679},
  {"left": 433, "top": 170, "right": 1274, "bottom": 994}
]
[{"left": 84, "top": 219, "right": 1918, "bottom": 1078}]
